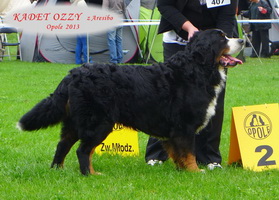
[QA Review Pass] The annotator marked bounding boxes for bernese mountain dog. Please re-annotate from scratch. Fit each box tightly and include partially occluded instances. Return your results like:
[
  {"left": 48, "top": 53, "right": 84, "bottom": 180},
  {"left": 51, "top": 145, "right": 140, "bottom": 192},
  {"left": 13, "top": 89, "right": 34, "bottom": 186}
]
[{"left": 17, "top": 29, "right": 244, "bottom": 175}]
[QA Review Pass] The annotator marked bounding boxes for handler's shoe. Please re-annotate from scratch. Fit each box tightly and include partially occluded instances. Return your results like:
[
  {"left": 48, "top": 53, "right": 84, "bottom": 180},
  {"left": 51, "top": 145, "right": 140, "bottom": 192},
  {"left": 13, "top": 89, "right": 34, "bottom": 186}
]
[
  {"left": 207, "top": 163, "right": 222, "bottom": 170},
  {"left": 147, "top": 159, "right": 163, "bottom": 166}
]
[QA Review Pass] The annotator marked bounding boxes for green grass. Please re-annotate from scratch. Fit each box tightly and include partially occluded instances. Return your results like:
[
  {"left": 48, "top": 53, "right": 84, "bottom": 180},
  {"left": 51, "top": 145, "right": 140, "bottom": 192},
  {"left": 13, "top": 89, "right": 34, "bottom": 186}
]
[{"left": 0, "top": 57, "right": 279, "bottom": 200}]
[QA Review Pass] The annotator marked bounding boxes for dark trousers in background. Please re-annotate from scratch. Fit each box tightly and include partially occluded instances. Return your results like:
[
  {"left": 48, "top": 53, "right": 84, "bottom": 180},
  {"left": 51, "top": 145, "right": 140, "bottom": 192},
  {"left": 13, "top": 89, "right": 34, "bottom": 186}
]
[
  {"left": 75, "top": 35, "right": 88, "bottom": 64},
  {"left": 251, "top": 29, "right": 270, "bottom": 57},
  {"left": 145, "top": 42, "right": 224, "bottom": 165}
]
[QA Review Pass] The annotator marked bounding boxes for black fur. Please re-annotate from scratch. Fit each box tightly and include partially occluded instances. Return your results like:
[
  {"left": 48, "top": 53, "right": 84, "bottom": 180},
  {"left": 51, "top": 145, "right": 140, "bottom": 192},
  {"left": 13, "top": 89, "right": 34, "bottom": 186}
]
[{"left": 18, "top": 29, "right": 238, "bottom": 175}]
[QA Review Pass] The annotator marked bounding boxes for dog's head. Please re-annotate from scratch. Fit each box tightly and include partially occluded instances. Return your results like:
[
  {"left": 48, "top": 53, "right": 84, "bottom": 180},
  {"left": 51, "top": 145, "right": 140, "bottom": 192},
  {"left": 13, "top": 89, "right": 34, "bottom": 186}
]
[{"left": 188, "top": 29, "right": 244, "bottom": 67}]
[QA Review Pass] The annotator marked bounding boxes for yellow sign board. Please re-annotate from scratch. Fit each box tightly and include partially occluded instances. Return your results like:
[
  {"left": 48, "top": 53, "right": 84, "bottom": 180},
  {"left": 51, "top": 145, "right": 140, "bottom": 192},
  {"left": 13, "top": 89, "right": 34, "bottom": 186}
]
[
  {"left": 95, "top": 124, "right": 139, "bottom": 156},
  {"left": 228, "top": 103, "right": 279, "bottom": 171}
]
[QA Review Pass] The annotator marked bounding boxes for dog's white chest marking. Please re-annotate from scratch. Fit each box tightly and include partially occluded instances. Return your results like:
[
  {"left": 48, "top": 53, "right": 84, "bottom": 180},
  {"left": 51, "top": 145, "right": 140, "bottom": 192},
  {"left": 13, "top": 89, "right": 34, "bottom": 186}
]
[{"left": 196, "top": 68, "right": 226, "bottom": 134}]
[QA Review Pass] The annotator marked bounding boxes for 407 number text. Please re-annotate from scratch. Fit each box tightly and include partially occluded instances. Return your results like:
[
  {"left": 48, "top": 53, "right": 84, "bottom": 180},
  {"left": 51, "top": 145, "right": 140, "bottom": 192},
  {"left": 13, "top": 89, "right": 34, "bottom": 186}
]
[{"left": 211, "top": 0, "right": 225, "bottom": 5}]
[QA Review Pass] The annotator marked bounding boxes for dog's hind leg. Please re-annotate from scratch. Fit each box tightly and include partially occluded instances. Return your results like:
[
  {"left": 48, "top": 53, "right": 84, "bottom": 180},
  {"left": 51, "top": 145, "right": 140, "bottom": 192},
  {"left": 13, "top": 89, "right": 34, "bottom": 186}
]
[
  {"left": 76, "top": 121, "right": 114, "bottom": 175},
  {"left": 163, "top": 135, "right": 200, "bottom": 172},
  {"left": 51, "top": 118, "right": 79, "bottom": 169}
]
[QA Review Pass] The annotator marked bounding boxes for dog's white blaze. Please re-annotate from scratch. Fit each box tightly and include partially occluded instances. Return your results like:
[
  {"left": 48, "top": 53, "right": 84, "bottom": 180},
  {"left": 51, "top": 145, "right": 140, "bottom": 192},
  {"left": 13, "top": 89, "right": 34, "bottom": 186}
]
[
  {"left": 226, "top": 37, "right": 244, "bottom": 55},
  {"left": 196, "top": 68, "right": 226, "bottom": 134}
]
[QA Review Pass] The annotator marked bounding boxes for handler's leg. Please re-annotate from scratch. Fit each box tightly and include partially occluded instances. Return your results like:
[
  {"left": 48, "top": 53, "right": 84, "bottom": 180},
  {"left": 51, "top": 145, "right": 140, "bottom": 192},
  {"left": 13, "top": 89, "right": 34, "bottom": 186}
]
[{"left": 145, "top": 137, "right": 169, "bottom": 164}]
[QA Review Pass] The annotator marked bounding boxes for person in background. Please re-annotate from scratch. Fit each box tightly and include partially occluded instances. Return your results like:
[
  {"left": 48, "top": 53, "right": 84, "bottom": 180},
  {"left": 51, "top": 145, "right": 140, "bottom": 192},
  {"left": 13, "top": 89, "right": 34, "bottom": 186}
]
[
  {"left": 102, "top": 0, "right": 125, "bottom": 64},
  {"left": 145, "top": 0, "right": 238, "bottom": 170},
  {"left": 75, "top": 34, "right": 88, "bottom": 64},
  {"left": 242, "top": 0, "right": 272, "bottom": 58},
  {"left": 71, "top": 0, "right": 89, "bottom": 64}
]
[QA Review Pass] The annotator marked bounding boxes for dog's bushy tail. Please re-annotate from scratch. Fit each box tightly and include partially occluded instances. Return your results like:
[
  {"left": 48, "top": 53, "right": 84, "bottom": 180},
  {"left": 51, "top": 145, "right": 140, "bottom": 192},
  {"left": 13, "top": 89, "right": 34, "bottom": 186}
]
[{"left": 17, "top": 75, "right": 71, "bottom": 131}]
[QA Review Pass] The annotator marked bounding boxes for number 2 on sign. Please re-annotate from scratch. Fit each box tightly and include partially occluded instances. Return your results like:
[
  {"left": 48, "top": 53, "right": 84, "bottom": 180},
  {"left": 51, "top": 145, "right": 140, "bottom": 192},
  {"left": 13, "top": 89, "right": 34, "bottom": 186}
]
[{"left": 256, "top": 145, "right": 276, "bottom": 166}]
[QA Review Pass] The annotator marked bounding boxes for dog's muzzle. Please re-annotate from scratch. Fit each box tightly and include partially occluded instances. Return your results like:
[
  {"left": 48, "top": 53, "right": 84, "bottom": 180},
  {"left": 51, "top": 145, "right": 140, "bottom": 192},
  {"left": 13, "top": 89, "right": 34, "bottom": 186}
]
[{"left": 220, "top": 38, "right": 244, "bottom": 67}]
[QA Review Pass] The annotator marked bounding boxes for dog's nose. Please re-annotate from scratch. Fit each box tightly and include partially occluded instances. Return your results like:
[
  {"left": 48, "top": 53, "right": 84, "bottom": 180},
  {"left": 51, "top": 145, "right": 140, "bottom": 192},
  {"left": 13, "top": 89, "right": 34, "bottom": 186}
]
[{"left": 238, "top": 39, "right": 244, "bottom": 44}]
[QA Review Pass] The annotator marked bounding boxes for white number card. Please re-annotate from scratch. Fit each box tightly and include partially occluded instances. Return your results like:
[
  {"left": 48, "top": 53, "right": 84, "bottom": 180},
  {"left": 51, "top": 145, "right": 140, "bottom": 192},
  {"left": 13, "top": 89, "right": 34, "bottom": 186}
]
[{"left": 206, "top": 0, "right": 231, "bottom": 8}]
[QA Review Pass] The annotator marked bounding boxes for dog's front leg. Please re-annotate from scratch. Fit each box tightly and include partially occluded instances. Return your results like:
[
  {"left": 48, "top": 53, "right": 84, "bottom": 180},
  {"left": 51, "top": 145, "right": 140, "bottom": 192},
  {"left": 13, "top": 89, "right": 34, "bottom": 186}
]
[
  {"left": 163, "top": 135, "right": 200, "bottom": 172},
  {"left": 181, "top": 153, "right": 200, "bottom": 172},
  {"left": 171, "top": 149, "right": 200, "bottom": 172}
]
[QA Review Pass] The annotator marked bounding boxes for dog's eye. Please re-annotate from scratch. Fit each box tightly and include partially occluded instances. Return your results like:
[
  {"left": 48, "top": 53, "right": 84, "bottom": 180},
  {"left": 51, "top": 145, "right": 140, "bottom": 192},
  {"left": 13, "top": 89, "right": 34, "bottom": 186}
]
[
  {"left": 217, "top": 30, "right": 226, "bottom": 37},
  {"left": 221, "top": 36, "right": 227, "bottom": 42}
]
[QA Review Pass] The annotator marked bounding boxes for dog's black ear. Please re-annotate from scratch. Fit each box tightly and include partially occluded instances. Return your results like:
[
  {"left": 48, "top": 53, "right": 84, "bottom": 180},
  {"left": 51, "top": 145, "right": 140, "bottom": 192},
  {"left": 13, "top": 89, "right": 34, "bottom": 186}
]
[
  {"left": 189, "top": 32, "right": 216, "bottom": 65},
  {"left": 193, "top": 51, "right": 206, "bottom": 65},
  {"left": 192, "top": 42, "right": 214, "bottom": 65}
]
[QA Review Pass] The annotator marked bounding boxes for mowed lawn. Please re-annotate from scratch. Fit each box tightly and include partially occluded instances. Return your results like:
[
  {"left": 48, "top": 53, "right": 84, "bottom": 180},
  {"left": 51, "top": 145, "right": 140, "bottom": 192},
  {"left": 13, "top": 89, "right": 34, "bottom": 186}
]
[{"left": 0, "top": 56, "right": 278, "bottom": 200}]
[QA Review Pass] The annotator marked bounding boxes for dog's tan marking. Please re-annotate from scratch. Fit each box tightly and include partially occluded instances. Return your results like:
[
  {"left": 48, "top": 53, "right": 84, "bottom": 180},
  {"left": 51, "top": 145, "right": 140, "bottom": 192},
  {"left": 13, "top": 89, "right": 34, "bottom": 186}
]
[
  {"left": 176, "top": 154, "right": 200, "bottom": 172},
  {"left": 88, "top": 148, "right": 102, "bottom": 175},
  {"left": 165, "top": 144, "right": 200, "bottom": 172},
  {"left": 89, "top": 147, "right": 97, "bottom": 175},
  {"left": 183, "top": 153, "right": 200, "bottom": 172}
]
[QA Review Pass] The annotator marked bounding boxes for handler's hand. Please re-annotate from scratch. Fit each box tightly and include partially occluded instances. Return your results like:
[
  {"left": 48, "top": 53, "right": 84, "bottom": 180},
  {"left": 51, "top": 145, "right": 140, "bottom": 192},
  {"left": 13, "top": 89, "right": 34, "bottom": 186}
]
[
  {"left": 182, "top": 21, "right": 199, "bottom": 40},
  {"left": 258, "top": 6, "right": 264, "bottom": 11}
]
